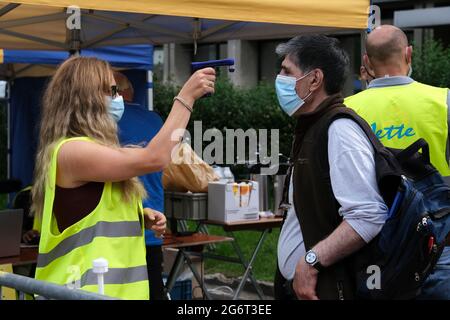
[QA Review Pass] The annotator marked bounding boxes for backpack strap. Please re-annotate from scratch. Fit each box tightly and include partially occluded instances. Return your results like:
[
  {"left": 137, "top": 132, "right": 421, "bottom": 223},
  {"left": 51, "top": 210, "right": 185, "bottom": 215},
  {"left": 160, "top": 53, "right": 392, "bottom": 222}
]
[
  {"left": 314, "top": 107, "right": 406, "bottom": 207},
  {"left": 279, "top": 135, "right": 296, "bottom": 225},
  {"left": 396, "top": 138, "right": 431, "bottom": 165}
]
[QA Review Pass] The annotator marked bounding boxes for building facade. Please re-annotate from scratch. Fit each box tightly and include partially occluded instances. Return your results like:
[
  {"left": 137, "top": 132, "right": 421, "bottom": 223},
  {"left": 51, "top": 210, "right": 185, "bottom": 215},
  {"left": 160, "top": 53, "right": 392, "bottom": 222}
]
[{"left": 154, "top": 0, "right": 450, "bottom": 96}]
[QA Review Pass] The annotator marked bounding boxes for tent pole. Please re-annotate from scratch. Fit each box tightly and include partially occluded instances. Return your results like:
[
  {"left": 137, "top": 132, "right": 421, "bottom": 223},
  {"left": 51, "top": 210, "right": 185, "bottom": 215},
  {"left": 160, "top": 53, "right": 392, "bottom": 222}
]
[
  {"left": 0, "top": 29, "right": 66, "bottom": 49},
  {"left": 147, "top": 70, "right": 153, "bottom": 111},
  {"left": 66, "top": 7, "right": 81, "bottom": 56},
  {"left": 82, "top": 25, "right": 129, "bottom": 48},
  {"left": 88, "top": 12, "right": 190, "bottom": 40},
  {"left": 6, "top": 81, "right": 10, "bottom": 180},
  {"left": 82, "top": 15, "right": 156, "bottom": 48},
  {"left": 0, "top": 3, "right": 20, "bottom": 18},
  {"left": 0, "top": 12, "right": 67, "bottom": 29},
  {"left": 199, "top": 21, "right": 239, "bottom": 39},
  {"left": 67, "top": 28, "right": 81, "bottom": 56},
  {"left": 360, "top": 30, "right": 367, "bottom": 90}
]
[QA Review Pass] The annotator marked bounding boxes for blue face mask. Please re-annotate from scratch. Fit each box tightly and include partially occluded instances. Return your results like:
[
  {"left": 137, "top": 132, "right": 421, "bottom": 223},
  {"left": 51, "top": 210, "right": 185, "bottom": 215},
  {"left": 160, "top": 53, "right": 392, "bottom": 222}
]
[
  {"left": 275, "top": 72, "right": 312, "bottom": 116},
  {"left": 106, "top": 95, "right": 125, "bottom": 122}
]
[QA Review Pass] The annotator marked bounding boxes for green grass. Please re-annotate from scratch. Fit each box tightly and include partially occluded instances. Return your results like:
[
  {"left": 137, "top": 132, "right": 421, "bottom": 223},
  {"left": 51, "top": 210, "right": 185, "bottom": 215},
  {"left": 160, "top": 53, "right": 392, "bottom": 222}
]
[
  {"left": 0, "top": 194, "right": 7, "bottom": 209},
  {"left": 186, "top": 223, "right": 280, "bottom": 282}
]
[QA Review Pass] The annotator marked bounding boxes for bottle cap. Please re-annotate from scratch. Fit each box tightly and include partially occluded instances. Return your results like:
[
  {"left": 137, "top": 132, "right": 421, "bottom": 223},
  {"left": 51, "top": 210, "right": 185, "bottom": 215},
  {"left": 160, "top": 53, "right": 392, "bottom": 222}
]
[{"left": 92, "top": 258, "right": 109, "bottom": 274}]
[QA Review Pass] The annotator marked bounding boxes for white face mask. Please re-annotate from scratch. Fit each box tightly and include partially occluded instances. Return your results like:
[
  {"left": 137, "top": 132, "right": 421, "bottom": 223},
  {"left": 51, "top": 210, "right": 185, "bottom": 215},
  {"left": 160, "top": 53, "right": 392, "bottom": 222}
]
[{"left": 275, "top": 71, "right": 313, "bottom": 116}]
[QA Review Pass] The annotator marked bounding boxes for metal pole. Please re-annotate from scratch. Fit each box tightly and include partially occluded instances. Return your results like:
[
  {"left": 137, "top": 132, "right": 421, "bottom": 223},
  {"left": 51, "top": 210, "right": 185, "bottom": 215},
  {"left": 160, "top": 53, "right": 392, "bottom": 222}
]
[
  {"left": 361, "top": 30, "right": 367, "bottom": 91},
  {"left": 178, "top": 220, "right": 188, "bottom": 232},
  {"left": 181, "top": 250, "right": 212, "bottom": 300},
  {"left": 229, "top": 230, "right": 267, "bottom": 300},
  {"left": 0, "top": 271, "right": 117, "bottom": 300},
  {"left": 6, "top": 85, "right": 10, "bottom": 179},
  {"left": 164, "top": 250, "right": 185, "bottom": 294},
  {"left": 147, "top": 70, "right": 153, "bottom": 110}
]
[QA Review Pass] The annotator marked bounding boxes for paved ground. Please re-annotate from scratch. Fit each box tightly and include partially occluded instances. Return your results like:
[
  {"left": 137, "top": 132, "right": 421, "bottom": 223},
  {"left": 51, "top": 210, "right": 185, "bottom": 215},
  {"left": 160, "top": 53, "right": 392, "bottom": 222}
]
[{"left": 201, "top": 273, "right": 275, "bottom": 300}]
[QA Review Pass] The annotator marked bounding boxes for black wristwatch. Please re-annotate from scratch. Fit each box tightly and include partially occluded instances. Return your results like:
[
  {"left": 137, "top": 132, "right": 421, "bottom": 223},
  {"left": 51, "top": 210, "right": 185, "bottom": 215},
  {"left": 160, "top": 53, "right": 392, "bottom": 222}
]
[{"left": 305, "top": 249, "right": 324, "bottom": 272}]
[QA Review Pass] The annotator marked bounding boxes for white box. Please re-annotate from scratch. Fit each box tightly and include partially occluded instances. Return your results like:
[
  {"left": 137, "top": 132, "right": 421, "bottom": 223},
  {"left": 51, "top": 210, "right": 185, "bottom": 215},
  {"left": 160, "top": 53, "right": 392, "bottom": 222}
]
[{"left": 208, "top": 181, "right": 260, "bottom": 223}]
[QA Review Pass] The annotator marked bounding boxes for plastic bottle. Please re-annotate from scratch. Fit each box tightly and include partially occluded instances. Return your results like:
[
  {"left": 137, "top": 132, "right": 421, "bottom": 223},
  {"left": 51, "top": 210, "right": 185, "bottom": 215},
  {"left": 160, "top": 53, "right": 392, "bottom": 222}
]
[{"left": 222, "top": 167, "right": 235, "bottom": 183}]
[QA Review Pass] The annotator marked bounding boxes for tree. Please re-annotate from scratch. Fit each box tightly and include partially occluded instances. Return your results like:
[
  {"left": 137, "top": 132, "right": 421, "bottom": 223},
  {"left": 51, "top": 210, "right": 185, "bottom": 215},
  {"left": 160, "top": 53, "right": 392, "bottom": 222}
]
[{"left": 412, "top": 39, "right": 450, "bottom": 88}]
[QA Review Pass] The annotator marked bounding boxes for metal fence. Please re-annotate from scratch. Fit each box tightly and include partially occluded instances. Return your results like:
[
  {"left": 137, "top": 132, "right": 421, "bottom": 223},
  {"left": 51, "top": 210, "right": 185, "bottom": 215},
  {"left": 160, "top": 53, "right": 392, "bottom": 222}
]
[{"left": 0, "top": 271, "right": 117, "bottom": 300}]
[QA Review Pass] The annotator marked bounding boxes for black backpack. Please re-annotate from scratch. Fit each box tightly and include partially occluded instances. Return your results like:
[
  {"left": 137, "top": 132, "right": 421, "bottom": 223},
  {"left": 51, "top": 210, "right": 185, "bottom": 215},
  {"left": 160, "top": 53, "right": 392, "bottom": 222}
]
[{"left": 328, "top": 111, "right": 450, "bottom": 299}]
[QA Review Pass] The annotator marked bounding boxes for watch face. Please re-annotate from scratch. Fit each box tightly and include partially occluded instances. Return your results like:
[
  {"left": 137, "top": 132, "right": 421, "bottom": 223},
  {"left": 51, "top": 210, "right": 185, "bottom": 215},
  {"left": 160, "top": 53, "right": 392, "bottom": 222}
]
[{"left": 305, "top": 251, "right": 317, "bottom": 264}]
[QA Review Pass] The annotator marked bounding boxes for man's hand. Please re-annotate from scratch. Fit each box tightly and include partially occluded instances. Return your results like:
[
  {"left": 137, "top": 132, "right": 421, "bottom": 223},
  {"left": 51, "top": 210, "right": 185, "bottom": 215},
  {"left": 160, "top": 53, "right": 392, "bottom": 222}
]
[
  {"left": 293, "top": 256, "right": 319, "bottom": 300},
  {"left": 143, "top": 208, "right": 167, "bottom": 238}
]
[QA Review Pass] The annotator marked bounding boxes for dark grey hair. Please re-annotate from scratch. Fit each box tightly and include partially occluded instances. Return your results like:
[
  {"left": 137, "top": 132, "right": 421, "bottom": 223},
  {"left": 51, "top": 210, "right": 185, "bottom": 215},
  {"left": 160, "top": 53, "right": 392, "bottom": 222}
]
[{"left": 276, "top": 35, "right": 350, "bottom": 95}]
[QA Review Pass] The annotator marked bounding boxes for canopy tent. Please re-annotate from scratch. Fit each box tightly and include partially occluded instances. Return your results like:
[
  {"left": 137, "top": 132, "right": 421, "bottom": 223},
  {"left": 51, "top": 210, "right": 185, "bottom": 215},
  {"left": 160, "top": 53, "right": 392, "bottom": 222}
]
[
  {"left": 0, "top": 44, "right": 153, "bottom": 82},
  {"left": 2, "top": 44, "right": 153, "bottom": 186},
  {"left": 0, "top": 44, "right": 153, "bottom": 69},
  {"left": 0, "top": 0, "right": 371, "bottom": 183},
  {"left": 0, "top": 1, "right": 371, "bottom": 51}
]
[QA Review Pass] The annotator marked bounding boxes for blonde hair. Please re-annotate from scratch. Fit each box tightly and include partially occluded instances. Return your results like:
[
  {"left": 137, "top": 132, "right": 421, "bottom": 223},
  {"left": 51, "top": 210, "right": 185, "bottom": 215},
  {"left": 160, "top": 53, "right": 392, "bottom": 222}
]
[{"left": 32, "top": 56, "right": 146, "bottom": 218}]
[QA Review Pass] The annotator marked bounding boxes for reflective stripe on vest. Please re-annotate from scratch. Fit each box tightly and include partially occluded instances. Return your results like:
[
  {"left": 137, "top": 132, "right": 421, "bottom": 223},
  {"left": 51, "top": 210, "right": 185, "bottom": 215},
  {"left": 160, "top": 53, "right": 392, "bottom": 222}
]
[
  {"left": 35, "top": 137, "right": 149, "bottom": 300},
  {"left": 37, "top": 221, "right": 142, "bottom": 268},
  {"left": 78, "top": 265, "right": 148, "bottom": 287},
  {"left": 345, "top": 81, "right": 449, "bottom": 176}
]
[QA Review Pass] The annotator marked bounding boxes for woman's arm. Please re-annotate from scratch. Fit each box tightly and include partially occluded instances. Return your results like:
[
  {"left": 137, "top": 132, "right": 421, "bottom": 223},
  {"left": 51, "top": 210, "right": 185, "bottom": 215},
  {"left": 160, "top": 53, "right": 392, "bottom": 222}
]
[{"left": 56, "top": 68, "right": 216, "bottom": 187}]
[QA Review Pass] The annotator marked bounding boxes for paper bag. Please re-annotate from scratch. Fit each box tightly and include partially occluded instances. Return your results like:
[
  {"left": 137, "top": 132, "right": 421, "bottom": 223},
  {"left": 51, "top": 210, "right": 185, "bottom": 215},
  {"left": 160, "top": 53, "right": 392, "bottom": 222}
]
[{"left": 163, "top": 143, "right": 219, "bottom": 192}]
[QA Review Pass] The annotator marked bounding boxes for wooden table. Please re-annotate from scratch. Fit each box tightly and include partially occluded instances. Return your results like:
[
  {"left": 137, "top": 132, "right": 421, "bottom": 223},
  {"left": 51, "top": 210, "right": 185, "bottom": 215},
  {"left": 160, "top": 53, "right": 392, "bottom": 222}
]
[
  {"left": 0, "top": 246, "right": 38, "bottom": 266},
  {"left": 197, "top": 216, "right": 283, "bottom": 300},
  {"left": 163, "top": 233, "right": 233, "bottom": 249}
]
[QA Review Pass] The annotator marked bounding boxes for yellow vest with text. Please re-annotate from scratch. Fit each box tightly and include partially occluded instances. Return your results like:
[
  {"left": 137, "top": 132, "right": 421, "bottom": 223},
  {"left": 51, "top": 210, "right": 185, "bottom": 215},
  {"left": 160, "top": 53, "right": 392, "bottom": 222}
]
[
  {"left": 345, "top": 81, "right": 450, "bottom": 176},
  {"left": 35, "top": 137, "right": 149, "bottom": 300}
]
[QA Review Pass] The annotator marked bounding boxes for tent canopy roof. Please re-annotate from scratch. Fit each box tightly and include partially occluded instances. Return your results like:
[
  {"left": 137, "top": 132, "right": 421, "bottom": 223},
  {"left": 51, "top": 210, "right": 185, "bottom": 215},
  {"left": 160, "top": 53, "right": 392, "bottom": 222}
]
[
  {"left": 0, "top": 44, "right": 153, "bottom": 78},
  {"left": 1, "top": 44, "right": 153, "bottom": 69},
  {"left": 0, "top": 1, "right": 370, "bottom": 50},
  {"left": 4, "top": 0, "right": 370, "bottom": 28}
]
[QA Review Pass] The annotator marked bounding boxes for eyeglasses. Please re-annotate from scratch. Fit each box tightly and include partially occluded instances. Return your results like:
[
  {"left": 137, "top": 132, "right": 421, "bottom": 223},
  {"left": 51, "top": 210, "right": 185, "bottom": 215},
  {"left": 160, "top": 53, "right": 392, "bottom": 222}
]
[{"left": 111, "top": 85, "right": 120, "bottom": 98}]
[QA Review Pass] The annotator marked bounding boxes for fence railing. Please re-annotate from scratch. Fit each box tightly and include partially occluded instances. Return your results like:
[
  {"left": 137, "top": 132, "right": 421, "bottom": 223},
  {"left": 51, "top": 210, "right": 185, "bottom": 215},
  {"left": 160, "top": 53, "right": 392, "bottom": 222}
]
[{"left": 0, "top": 271, "right": 118, "bottom": 300}]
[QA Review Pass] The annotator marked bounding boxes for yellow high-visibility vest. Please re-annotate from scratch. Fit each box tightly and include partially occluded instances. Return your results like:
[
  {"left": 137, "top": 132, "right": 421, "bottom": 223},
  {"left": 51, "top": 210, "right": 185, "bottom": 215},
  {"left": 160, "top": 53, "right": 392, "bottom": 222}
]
[
  {"left": 33, "top": 213, "right": 41, "bottom": 233},
  {"left": 345, "top": 81, "right": 450, "bottom": 176},
  {"left": 35, "top": 137, "right": 149, "bottom": 300}
]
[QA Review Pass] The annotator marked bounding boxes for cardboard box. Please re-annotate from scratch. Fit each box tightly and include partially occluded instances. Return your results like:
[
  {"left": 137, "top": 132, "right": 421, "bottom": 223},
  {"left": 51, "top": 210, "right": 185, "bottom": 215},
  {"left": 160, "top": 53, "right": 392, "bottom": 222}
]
[{"left": 207, "top": 181, "right": 259, "bottom": 223}]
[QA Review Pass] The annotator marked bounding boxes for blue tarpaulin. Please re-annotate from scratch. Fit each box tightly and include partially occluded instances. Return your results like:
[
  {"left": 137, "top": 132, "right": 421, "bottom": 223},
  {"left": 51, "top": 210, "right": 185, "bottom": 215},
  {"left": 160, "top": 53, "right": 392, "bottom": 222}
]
[
  {"left": 6, "top": 45, "right": 153, "bottom": 187},
  {"left": 3, "top": 44, "right": 153, "bottom": 70}
]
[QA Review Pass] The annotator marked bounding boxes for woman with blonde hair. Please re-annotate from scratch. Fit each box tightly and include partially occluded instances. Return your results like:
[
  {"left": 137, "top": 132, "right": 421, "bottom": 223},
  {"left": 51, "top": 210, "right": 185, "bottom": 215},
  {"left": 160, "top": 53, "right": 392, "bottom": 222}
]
[{"left": 32, "top": 56, "right": 215, "bottom": 299}]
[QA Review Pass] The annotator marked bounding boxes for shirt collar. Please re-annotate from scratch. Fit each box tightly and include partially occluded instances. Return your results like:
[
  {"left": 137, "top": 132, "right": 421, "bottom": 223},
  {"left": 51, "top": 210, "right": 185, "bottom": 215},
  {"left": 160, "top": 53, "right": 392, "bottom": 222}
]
[{"left": 367, "top": 76, "right": 414, "bottom": 89}]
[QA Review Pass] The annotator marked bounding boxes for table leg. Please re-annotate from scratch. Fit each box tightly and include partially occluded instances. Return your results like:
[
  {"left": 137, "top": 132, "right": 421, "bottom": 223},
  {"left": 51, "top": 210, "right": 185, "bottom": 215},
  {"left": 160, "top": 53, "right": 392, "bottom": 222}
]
[
  {"left": 198, "top": 224, "right": 216, "bottom": 251},
  {"left": 179, "top": 220, "right": 188, "bottom": 232},
  {"left": 228, "top": 230, "right": 268, "bottom": 300},
  {"left": 164, "top": 250, "right": 185, "bottom": 299},
  {"left": 181, "top": 250, "right": 212, "bottom": 300}
]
